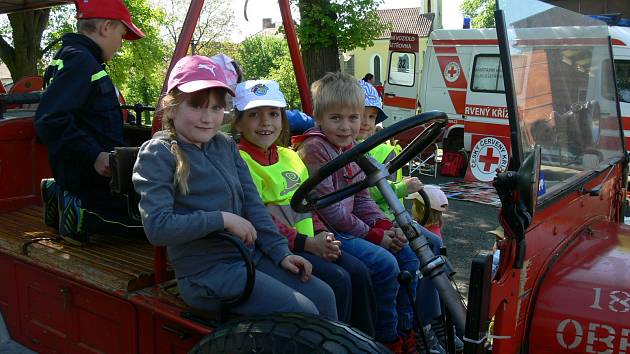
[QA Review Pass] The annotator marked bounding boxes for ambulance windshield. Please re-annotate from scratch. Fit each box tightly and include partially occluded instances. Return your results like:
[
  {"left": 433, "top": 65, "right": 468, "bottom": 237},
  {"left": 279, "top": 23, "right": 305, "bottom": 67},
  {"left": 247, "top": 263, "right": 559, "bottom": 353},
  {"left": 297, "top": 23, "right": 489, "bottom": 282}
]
[{"left": 498, "top": 0, "right": 625, "bottom": 196}]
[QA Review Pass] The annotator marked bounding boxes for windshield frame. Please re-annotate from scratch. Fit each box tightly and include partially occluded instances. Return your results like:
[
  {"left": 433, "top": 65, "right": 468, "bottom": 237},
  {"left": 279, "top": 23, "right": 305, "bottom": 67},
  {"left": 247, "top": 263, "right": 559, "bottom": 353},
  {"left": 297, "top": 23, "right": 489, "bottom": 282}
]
[{"left": 495, "top": 0, "right": 626, "bottom": 207}]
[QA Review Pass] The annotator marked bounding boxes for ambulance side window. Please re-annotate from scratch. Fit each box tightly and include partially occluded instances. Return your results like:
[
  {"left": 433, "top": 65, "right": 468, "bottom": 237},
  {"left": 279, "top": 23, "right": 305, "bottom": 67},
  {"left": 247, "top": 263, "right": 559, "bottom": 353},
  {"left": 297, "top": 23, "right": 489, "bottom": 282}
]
[
  {"left": 471, "top": 55, "right": 505, "bottom": 93},
  {"left": 387, "top": 51, "right": 416, "bottom": 86},
  {"left": 604, "top": 60, "right": 630, "bottom": 103}
]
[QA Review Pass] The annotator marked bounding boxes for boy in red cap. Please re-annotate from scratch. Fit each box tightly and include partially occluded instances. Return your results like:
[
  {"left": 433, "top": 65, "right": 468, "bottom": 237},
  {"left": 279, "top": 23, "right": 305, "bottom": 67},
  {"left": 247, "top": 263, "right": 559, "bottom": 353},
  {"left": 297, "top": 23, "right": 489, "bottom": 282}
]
[{"left": 35, "top": 0, "right": 145, "bottom": 245}]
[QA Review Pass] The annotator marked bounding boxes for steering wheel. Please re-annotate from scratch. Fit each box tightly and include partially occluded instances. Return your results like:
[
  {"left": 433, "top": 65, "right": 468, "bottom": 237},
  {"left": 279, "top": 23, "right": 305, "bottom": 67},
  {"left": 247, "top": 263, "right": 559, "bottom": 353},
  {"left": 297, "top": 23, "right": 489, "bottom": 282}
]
[{"left": 291, "top": 111, "right": 448, "bottom": 226}]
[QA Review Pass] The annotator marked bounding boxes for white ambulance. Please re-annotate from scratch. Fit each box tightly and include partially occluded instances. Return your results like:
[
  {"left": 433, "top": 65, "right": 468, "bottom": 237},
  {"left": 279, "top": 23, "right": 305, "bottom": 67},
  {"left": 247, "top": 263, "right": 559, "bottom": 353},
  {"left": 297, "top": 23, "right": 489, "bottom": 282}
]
[{"left": 388, "top": 26, "right": 630, "bottom": 181}]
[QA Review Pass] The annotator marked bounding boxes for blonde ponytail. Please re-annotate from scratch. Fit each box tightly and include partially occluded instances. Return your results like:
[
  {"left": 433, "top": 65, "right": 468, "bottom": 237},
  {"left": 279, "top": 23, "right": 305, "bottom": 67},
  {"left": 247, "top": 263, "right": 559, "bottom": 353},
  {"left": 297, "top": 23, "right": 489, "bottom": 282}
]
[{"left": 160, "top": 89, "right": 191, "bottom": 195}]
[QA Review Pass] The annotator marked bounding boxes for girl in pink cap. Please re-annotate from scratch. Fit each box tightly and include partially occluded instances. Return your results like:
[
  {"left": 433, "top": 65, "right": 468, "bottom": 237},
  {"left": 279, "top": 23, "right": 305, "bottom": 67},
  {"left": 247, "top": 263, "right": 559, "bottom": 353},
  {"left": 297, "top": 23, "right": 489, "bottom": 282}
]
[{"left": 132, "top": 55, "right": 337, "bottom": 319}]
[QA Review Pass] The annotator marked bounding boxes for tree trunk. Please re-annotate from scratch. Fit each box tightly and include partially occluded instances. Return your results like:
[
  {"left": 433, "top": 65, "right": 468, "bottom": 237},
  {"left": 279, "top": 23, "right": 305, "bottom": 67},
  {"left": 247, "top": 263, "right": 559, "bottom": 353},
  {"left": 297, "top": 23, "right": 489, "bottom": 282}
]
[
  {"left": 301, "top": 45, "right": 340, "bottom": 86},
  {"left": 297, "top": 0, "right": 341, "bottom": 85},
  {"left": 0, "top": 9, "right": 50, "bottom": 82}
]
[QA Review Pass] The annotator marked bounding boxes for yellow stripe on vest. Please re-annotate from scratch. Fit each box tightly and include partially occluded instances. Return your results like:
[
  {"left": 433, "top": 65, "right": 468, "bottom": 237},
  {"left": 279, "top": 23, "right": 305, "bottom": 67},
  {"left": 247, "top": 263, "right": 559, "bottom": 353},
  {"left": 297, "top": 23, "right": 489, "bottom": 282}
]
[
  {"left": 50, "top": 59, "right": 64, "bottom": 71},
  {"left": 91, "top": 70, "right": 108, "bottom": 82}
]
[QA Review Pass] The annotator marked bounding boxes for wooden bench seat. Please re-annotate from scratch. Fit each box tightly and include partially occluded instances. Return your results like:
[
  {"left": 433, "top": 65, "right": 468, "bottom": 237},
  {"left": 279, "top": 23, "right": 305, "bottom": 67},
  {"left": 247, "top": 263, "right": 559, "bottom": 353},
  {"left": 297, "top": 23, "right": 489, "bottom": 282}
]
[{"left": 0, "top": 205, "right": 171, "bottom": 293}]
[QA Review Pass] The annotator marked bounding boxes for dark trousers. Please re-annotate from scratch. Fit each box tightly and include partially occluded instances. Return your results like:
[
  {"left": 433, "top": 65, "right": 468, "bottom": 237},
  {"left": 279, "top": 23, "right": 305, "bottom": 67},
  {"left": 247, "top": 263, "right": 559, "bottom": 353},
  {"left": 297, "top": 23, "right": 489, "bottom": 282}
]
[
  {"left": 415, "top": 230, "right": 444, "bottom": 325},
  {"left": 296, "top": 251, "right": 377, "bottom": 337}
]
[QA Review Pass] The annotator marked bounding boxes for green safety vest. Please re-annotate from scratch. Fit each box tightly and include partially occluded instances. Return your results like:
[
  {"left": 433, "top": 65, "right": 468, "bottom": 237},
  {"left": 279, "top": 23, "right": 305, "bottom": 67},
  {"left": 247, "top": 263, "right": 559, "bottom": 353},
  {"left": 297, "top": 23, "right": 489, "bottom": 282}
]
[
  {"left": 368, "top": 142, "right": 403, "bottom": 183},
  {"left": 240, "top": 147, "right": 314, "bottom": 237}
]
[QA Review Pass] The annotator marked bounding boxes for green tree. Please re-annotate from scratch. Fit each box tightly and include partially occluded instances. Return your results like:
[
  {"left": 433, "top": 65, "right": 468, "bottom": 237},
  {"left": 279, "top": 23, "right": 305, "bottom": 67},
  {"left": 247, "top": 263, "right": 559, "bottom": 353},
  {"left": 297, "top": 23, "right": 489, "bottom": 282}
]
[
  {"left": 294, "top": 0, "right": 384, "bottom": 84},
  {"left": 107, "top": 0, "right": 168, "bottom": 108},
  {"left": 0, "top": 8, "right": 51, "bottom": 82},
  {"left": 158, "top": 0, "right": 234, "bottom": 55},
  {"left": 0, "top": 0, "right": 167, "bottom": 110},
  {"left": 238, "top": 35, "right": 301, "bottom": 109},
  {"left": 197, "top": 41, "right": 240, "bottom": 61},
  {"left": 461, "top": 0, "right": 496, "bottom": 28}
]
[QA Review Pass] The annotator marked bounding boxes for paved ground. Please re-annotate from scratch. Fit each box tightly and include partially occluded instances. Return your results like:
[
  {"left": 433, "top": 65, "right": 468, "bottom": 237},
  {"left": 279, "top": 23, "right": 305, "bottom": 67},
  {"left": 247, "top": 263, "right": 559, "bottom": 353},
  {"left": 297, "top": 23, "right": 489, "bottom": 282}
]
[
  {"left": 0, "top": 313, "right": 36, "bottom": 354},
  {"left": 415, "top": 174, "right": 499, "bottom": 299}
]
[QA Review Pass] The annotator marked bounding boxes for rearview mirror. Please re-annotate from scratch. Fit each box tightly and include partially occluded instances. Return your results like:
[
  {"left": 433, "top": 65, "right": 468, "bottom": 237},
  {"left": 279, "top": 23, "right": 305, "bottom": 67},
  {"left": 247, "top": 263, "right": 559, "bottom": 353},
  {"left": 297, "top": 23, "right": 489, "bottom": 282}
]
[{"left": 517, "top": 145, "right": 542, "bottom": 217}]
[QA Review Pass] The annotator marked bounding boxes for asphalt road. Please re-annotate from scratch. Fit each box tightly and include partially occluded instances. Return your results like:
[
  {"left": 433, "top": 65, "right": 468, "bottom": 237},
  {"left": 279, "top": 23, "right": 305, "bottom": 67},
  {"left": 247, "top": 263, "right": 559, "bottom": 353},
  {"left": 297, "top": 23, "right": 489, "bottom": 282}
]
[{"left": 415, "top": 174, "right": 499, "bottom": 299}]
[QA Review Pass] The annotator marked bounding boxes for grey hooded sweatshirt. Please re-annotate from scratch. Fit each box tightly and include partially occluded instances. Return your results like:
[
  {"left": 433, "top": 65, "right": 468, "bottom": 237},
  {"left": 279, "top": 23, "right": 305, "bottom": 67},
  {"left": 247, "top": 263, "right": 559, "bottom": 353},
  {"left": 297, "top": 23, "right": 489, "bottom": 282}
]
[{"left": 132, "top": 132, "right": 291, "bottom": 278}]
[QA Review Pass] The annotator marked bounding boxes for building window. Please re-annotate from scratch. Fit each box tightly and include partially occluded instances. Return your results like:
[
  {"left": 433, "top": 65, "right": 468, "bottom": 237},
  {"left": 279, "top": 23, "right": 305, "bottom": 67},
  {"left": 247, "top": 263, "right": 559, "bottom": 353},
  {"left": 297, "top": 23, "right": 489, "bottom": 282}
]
[
  {"left": 342, "top": 54, "right": 355, "bottom": 77},
  {"left": 470, "top": 54, "right": 505, "bottom": 93},
  {"left": 371, "top": 54, "right": 382, "bottom": 84},
  {"left": 388, "top": 52, "right": 416, "bottom": 87}
]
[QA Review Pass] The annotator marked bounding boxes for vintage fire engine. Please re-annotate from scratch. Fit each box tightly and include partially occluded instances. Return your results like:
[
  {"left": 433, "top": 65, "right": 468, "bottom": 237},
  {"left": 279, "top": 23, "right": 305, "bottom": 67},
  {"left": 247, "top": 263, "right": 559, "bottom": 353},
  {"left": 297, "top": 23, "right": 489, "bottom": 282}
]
[{"left": 0, "top": 0, "right": 628, "bottom": 353}]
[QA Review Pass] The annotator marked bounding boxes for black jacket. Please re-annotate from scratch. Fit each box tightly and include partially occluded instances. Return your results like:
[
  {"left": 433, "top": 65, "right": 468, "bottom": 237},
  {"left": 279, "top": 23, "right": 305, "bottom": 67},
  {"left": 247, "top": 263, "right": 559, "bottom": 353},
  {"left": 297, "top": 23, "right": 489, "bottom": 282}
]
[{"left": 35, "top": 33, "right": 125, "bottom": 199}]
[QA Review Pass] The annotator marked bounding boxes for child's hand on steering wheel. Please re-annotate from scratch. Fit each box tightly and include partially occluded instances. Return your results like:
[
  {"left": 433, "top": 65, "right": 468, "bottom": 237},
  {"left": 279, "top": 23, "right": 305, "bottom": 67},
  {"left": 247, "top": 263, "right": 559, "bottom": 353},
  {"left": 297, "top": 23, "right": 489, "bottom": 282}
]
[
  {"left": 221, "top": 212, "right": 257, "bottom": 245},
  {"left": 403, "top": 176, "right": 423, "bottom": 194}
]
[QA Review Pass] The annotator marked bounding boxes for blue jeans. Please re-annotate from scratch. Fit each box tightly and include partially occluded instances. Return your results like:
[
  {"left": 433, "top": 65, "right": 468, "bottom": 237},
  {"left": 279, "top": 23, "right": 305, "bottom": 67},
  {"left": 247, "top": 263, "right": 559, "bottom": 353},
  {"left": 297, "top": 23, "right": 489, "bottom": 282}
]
[
  {"left": 297, "top": 251, "right": 376, "bottom": 337},
  {"left": 336, "top": 233, "right": 419, "bottom": 342},
  {"left": 179, "top": 255, "right": 338, "bottom": 321}
]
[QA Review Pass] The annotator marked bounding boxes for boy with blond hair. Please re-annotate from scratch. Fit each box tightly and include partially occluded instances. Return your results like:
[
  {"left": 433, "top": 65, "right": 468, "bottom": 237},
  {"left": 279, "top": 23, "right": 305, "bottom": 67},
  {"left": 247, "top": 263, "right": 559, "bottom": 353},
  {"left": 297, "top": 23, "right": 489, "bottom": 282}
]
[
  {"left": 36, "top": 0, "right": 145, "bottom": 244},
  {"left": 292, "top": 72, "right": 420, "bottom": 353}
]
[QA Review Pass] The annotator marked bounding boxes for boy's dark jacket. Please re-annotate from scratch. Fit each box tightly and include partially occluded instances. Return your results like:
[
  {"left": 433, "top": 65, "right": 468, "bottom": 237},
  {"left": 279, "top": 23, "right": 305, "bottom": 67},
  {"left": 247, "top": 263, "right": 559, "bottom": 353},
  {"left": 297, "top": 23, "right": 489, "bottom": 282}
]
[{"left": 35, "top": 33, "right": 125, "bottom": 198}]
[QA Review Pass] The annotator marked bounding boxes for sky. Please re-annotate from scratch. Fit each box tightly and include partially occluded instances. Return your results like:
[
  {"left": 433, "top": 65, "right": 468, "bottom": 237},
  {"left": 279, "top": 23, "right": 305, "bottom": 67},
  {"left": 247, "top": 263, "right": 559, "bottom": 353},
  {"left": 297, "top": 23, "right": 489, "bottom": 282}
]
[{"left": 230, "top": 0, "right": 464, "bottom": 42}]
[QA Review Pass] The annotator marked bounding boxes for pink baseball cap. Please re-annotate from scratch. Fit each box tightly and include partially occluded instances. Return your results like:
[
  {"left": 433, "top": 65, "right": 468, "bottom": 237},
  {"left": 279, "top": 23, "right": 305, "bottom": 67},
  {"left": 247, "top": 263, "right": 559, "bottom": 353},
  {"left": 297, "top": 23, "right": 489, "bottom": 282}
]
[{"left": 167, "top": 55, "right": 235, "bottom": 96}]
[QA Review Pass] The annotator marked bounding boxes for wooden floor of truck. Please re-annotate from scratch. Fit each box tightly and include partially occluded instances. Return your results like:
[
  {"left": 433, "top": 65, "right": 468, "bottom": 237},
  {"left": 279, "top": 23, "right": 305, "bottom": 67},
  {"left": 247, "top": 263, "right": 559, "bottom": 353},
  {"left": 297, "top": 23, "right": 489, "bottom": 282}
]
[{"left": 0, "top": 205, "right": 167, "bottom": 293}]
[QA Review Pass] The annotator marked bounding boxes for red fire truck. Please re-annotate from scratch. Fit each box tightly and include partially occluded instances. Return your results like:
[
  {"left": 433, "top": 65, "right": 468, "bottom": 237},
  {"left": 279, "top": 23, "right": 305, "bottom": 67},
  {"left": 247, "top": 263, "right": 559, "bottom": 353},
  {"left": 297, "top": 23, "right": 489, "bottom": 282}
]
[{"left": 0, "top": 0, "right": 628, "bottom": 353}]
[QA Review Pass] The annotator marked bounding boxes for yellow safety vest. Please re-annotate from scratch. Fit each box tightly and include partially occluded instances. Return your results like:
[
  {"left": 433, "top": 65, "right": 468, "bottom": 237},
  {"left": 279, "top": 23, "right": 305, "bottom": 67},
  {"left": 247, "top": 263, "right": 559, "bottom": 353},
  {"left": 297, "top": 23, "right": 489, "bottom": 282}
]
[
  {"left": 368, "top": 142, "right": 403, "bottom": 183},
  {"left": 240, "top": 147, "right": 314, "bottom": 237}
]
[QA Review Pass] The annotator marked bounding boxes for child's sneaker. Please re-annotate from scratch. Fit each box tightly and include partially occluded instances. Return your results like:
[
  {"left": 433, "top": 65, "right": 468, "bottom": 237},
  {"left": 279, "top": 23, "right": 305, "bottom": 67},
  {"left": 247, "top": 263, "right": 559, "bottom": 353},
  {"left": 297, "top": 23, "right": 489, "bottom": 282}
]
[
  {"left": 58, "top": 190, "right": 88, "bottom": 245},
  {"left": 382, "top": 336, "right": 405, "bottom": 354},
  {"left": 40, "top": 178, "right": 59, "bottom": 229},
  {"left": 416, "top": 325, "right": 446, "bottom": 354}
]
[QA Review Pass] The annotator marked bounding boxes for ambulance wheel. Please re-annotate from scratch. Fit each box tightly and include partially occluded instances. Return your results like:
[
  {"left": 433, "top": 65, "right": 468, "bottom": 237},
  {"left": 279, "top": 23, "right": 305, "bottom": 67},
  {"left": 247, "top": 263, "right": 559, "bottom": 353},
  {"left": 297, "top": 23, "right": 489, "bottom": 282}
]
[{"left": 188, "top": 312, "right": 389, "bottom": 354}]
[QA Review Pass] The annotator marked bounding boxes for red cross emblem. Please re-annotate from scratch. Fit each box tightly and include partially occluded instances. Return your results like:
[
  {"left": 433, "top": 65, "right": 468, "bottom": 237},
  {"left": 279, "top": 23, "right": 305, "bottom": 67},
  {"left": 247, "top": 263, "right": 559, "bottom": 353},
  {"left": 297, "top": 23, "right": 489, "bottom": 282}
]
[
  {"left": 444, "top": 62, "right": 460, "bottom": 82},
  {"left": 479, "top": 148, "right": 500, "bottom": 172},
  {"left": 447, "top": 66, "right": 458, "bottom": 78}
]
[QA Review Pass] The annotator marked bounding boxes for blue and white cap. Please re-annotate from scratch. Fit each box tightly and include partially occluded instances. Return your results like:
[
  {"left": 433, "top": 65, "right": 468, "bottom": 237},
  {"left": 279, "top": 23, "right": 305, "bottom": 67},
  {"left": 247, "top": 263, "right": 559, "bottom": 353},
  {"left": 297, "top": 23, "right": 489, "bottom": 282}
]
[
  {"left": 234, "top": 80, "right": 287, "bottom": 111},
  {"left": 358, "top": 80, "right": 387, "bottom": 123}
]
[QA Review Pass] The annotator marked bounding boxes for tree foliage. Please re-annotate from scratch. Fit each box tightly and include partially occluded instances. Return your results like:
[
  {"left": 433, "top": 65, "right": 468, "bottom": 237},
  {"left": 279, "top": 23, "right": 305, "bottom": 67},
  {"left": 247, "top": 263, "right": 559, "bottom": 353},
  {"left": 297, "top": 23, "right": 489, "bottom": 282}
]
[
  {"left": 107, "top": 0, "right": 168, "bottom": 106},
  {"left": 238, "top": 35, "right": 300, "bottom": 109},
  {"left": 0, "top": 0, "right": 167, "bottom": 107},
  {"left": 158, "top": 0, "right": 234, "bottom": 54},
  {"left": 461, "top": 0, "right": 495, "bottom": 28},
  {"left": 295, "top": 0, "right": 383, "bottom": 52},
  {"left": 293, "top": 0, "right": 385, "bottom": 84}
]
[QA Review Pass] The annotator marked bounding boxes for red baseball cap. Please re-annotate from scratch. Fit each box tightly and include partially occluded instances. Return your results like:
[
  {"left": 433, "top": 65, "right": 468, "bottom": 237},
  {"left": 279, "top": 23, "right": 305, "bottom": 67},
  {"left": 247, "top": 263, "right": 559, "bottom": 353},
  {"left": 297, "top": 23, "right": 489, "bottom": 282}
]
[
  {"left": 74, "top": 0, "right": 145, "bottom": 40},
  {"left": 167, "top": 55, "right": 235, "bottom": 96}
]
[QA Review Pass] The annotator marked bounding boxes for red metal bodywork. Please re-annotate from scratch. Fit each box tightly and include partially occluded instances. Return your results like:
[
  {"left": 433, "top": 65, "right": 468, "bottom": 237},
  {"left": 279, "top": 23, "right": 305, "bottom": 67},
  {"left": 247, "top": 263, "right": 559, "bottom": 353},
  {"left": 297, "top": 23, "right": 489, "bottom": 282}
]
[
  {"left": 278, "top": 0, "right": 312, "bottom": 116},
  {"left": 487, "top": 163, "right": 628, "bottom": 353},
  {"left": 529, "top": 221, "right": 630, "bottom": 353},
  {"left": 0, "top": 117, "right": 51, "bottom": 212}
]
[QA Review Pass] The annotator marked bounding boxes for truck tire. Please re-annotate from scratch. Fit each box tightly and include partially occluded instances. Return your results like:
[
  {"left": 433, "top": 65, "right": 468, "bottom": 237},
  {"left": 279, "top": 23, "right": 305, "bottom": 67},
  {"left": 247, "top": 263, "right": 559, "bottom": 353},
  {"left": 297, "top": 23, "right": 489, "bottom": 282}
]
[{"left": 188, "top": 312, "right": 389, "bottom": 354}]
